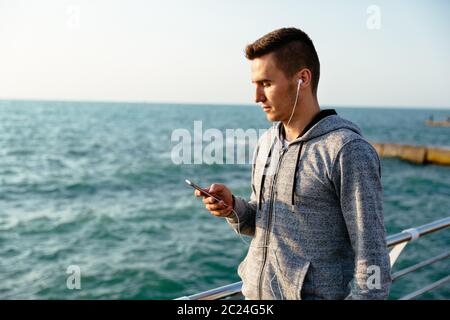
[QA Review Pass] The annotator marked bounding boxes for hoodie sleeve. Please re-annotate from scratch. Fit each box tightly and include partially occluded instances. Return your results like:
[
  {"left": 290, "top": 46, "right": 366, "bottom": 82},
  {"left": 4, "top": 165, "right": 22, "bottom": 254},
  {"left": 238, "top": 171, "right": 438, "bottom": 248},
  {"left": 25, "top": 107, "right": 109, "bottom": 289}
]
[
  {"left": 331, "top": 138, "right": 391, "bottom": 300},
  {"left": 225, "top": 191, "right": 257, "bottom": 237},
  {"left": 225, "top": 145, "right": 260, "bottom": 237}
]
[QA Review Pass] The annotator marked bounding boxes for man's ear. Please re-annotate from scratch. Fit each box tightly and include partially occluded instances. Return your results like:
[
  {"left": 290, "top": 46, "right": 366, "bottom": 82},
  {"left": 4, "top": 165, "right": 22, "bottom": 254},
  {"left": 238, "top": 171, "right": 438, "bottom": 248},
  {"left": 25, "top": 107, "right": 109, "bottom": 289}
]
[{"left": 295, "top": 68, "right": 312, "bottom": 89}]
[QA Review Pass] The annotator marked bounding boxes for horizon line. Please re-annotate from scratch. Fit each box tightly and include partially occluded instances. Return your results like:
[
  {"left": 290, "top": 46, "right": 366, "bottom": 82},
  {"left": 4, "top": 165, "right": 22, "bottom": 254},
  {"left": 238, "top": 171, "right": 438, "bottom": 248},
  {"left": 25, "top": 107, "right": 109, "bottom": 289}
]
[{"left": 0, "top": 97, "right": 449, "bottom": 111}]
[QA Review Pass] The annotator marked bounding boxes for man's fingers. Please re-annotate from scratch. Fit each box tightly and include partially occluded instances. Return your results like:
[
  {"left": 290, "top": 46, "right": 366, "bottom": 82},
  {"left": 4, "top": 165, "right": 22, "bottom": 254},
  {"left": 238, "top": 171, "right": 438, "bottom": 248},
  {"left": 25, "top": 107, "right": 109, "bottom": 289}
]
[
  {"left": 208, "top": 183, "right": 224, "bottom": 194},
  {"left": 201, "top": 195, "right": 231, "bottom": 217},
  {"left": 193, "top": 183, "right": 231, "bottom": 217},
  {"left": 210, "top": 206, "right": 233, "bottom": 217},
  {"left": 206, "top": 201, "right": 225, "bottom": 211},
  {"left": 195, "top": 188, "right": 210, "bottom": 198},
  {"left": 203, "top": 196, "right": 218, "bottom": 205}
]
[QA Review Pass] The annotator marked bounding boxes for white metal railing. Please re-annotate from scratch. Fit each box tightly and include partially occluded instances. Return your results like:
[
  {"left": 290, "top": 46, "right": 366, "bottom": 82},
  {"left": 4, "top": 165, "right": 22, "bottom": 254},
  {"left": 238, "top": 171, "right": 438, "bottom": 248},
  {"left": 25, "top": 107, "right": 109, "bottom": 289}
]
[{"left": 176, "top": 216, "right": 450, "bottom": 300}]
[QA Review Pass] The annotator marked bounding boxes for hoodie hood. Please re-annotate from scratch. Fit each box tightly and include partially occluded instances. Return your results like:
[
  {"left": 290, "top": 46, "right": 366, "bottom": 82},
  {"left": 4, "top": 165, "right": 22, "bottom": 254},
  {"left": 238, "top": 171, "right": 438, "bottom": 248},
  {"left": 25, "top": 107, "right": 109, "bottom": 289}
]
[{"left": 275, "top": 113, "right": 363, "bottom": 145}]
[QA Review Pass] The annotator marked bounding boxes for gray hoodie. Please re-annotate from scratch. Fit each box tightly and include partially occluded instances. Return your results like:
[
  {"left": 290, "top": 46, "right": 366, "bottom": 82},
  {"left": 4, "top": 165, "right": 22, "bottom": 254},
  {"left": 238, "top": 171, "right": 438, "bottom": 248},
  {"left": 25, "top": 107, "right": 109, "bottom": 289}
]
[{"left": 227, "top": 112, "right": 391, "bottom": 300}]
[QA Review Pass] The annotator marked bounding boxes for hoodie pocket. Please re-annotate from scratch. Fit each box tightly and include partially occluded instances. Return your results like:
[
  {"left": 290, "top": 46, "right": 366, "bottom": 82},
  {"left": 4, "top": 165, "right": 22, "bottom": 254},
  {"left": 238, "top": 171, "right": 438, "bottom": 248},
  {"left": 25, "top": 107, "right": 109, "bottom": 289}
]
[
  {"left": 237, "top": 256, "right": 248, "bottom": 278},
  {"left": 237, "top": 247, "right": 264, "bottom": 300},
  {"left": 275, "top": 256, "right": 311, "bottom": 300}
]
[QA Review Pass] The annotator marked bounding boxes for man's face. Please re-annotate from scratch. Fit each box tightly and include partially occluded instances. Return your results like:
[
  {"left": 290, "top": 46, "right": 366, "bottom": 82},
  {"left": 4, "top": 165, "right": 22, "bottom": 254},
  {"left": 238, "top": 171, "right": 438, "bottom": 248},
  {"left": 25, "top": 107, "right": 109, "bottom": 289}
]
[{"left": 251, "top": 52, "right": 296, "bottom": 122}]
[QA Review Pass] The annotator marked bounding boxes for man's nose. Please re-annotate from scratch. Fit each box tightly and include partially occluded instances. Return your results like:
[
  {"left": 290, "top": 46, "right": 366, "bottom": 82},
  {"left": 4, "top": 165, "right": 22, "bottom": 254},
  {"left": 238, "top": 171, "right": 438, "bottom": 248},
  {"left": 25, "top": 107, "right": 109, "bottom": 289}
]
[{"left": 255, "top": 88, "right": 266, "bottom": 103}]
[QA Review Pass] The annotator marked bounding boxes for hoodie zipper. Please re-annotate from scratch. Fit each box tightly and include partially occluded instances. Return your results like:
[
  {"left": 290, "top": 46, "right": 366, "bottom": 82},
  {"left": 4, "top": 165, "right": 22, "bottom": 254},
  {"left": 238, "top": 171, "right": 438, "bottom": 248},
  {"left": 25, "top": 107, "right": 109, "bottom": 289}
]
[{"left": 258, "top": 144, "right": 288, "bottom": 299}]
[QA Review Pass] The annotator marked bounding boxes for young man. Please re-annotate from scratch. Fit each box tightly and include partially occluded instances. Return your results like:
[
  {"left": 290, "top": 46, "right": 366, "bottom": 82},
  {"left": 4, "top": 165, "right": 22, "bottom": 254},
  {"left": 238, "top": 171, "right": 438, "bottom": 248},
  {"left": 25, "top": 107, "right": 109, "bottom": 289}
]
[{"left": 195, "top": 27, "right": 391, "bottom": 300}]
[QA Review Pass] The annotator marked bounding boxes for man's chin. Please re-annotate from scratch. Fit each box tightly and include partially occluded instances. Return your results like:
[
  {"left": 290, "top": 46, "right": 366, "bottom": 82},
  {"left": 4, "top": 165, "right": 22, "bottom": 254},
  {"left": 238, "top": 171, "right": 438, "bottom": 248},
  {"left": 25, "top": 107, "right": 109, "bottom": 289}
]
[{"left": 266, "top": 113, "right": 279, "bottom": 122}]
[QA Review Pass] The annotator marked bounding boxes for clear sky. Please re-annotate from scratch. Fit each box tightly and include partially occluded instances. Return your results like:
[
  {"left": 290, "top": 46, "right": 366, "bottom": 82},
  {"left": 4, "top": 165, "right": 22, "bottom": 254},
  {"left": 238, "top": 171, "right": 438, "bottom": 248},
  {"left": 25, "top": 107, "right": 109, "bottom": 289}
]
[{"left": 1, "top": 0, "right": 449, "bottom": 108}]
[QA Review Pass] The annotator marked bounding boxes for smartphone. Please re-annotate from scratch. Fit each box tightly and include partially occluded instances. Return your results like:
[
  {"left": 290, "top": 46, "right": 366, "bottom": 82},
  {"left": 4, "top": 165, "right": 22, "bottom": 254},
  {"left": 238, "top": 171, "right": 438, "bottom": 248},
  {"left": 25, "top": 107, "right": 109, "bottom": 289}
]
[{"left": 185, "top": 179, "right": 228, "bottom": 207}]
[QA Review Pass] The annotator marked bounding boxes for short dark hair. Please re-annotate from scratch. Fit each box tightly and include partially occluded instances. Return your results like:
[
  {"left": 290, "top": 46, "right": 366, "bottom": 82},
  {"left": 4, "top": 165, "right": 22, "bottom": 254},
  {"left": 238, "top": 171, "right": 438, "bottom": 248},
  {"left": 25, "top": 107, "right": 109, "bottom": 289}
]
[{"left": 245, "top": 27, "right": 320, "bottom": 96}]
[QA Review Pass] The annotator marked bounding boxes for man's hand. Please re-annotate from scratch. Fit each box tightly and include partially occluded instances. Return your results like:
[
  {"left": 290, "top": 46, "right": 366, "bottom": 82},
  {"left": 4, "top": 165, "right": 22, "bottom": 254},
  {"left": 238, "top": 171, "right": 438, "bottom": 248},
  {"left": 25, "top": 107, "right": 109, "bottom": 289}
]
[{"left": 194, "top": 183, "right": 234, "bottom": 217}]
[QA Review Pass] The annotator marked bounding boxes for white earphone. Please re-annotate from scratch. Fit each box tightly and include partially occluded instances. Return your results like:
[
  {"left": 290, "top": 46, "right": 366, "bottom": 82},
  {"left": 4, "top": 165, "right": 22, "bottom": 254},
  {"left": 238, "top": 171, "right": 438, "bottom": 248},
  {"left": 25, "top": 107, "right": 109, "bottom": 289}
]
[{"left": 286, "top": 79, "right": 303, "bottom": 128}]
